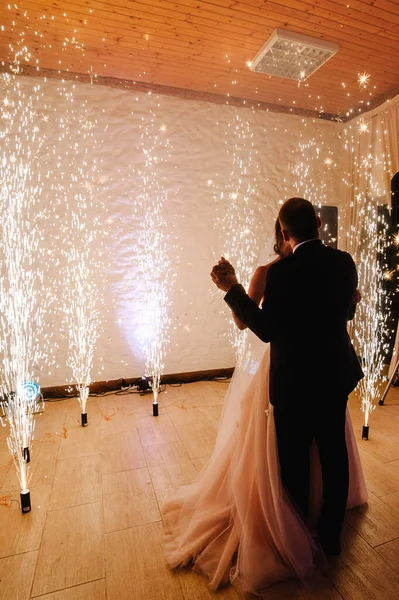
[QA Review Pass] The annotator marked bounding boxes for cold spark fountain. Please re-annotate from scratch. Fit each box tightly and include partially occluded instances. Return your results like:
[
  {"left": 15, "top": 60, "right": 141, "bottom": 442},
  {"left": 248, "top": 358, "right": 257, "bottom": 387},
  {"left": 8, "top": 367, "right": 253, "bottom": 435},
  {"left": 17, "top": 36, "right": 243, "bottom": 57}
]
[
  {"left": 0, "top": 52, "right": 48, "bottom": 512},
  {"left": 136, "top": 106, "right": 173, "bottom": 417},
  {"left": 353, "top": 198, "right": 390, "bottom": 440},
  {"left": 58, "top": 92, "right": 103, "bottom": 427},
  {"left": 220, "top": 114, "right": 261, "bottom": 357}
]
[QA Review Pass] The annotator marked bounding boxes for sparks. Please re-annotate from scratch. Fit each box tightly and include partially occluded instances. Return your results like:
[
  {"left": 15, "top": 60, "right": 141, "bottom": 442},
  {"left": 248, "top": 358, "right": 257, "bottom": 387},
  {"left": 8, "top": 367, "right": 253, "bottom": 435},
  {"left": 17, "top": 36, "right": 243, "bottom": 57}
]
[
  {"left": 358, "top": 72, "right": 371, "bottom": 88},
  {"left": 353, "top": 199, "right": 390, "bottom": 432},
  {"left": 0, "top": 61, "right": 50, "bottom": 505},
  {"left": 136, "top": 110, "right": 174, "bottom": 413},
  {"left": 217, "top": 115, "right": 261, "bottom": 357},
  {"left": 358, "top": 120, "right": 369, "bottom": 134},
  {"left": 383, "top": 269, "right": 395, "bottom": 281}
]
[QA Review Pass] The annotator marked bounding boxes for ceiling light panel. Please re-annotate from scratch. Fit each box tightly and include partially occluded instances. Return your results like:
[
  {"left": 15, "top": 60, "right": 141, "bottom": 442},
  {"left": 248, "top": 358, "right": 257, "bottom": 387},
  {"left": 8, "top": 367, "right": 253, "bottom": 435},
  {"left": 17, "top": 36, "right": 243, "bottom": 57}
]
[{"left": 249, "top": 29, "right": 339, "bottom": 82}]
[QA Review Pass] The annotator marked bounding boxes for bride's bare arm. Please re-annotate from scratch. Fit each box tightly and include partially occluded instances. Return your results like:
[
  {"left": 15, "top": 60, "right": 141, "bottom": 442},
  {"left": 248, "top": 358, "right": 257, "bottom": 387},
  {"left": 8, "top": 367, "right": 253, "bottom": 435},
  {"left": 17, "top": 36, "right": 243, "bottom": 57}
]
[{"left": 232, "top": 264, "right": 272, "bottom": 330}]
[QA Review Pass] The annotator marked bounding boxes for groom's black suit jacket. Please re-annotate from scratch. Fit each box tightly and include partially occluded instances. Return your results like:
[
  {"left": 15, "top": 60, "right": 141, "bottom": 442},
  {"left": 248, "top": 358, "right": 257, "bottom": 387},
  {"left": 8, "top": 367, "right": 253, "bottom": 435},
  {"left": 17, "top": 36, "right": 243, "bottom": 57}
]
[{"left": 225, "top": 240, "right": 364, "bottom": 408}]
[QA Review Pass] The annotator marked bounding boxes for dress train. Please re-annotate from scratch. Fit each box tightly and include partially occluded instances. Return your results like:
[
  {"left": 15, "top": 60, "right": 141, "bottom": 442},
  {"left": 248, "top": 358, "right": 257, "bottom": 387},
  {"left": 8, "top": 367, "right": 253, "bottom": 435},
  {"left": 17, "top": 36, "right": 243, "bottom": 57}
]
[{"left": 162, "top": 333, "right": 367, "bottom": 594}]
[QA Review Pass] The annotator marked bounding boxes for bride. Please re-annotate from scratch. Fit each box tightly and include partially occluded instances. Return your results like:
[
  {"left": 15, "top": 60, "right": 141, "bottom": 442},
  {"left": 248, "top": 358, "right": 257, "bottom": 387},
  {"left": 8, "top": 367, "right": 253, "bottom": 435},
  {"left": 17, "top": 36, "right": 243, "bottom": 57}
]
[{"left": 162, "top": 219, "right": 367, "bottom": 595}]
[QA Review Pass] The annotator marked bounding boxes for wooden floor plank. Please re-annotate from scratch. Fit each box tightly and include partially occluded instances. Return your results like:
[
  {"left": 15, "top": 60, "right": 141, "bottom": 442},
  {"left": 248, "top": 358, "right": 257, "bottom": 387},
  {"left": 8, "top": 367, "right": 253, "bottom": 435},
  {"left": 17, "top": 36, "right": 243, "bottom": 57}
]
[
  {"left": 375, "top": 538, "right": 399, "bottom": 572},
  {"left": 0, "top": 441, "right": 12, "bottom": 489},
  {"left": 1, "top": 440, "right": 58, "bottom": 492},
  {"left": 174, "top": 423, "right": 217, "bottom": 459},
  {"left": 379, "top": 489, "right": 399, "bottom": 513},
  {"left": 143, "top": 441, "right": 198, "bottom": 490},
  {"left": 0, "top": 382, "right": 397, "bottom": 599},
  {"left": 0, "top": 485, "right": 50, "bottom": 559},
  {"left": 178, "top": 568, "right": 245, "bottom": 599},
  {"left": 166, "top": 403, "right": 211, "bottom": 429},
  {"left": 57, "top": 422, "right": 99, "bottom": 461},
  {"left": 30, "top": 579, "right": 106, "bottom": 600},
  {"left": 99, "top": 430, "right": 146, "bottom": 474},
  {"left": 135, "top": 412, "right": 180, "bottom": 447},
  {"left": 345, "top": 490, "right": 399, "bottom": 547},
  {"left": 102, "top": 468, "right": 160, "bottom": 532},
  {"left": 105, "top": 522, "right": 183, "bottom": 600},
  {"left": 327, "top": 523, "right": 399, "bottom": 600},
  {"left": 49, "top": 455, "right": 102, "bottom": 510},
  {"left": 0, "top": 551, "right": 37, "bottom": 600},
  {"left": 356, "top": 447, "right": 399, "bottom": 497},
  {"left": 31, "top": 503, "right": 104, "bottom": 597}
]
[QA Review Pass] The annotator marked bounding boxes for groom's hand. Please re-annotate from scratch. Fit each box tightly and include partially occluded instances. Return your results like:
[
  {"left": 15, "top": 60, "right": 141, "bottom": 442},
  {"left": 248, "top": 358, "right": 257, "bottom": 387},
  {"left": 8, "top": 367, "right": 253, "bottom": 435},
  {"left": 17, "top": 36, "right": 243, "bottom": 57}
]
[{"left": 211, "top": 257, "right": 238, "bottom": 292}]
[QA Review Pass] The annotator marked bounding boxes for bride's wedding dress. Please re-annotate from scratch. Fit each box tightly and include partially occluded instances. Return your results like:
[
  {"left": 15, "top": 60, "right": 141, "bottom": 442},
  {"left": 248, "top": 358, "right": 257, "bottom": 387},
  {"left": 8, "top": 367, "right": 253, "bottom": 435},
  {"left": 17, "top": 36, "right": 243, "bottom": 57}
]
[{"left": 162, "top": 331, "right": 368, "bottom": 595}]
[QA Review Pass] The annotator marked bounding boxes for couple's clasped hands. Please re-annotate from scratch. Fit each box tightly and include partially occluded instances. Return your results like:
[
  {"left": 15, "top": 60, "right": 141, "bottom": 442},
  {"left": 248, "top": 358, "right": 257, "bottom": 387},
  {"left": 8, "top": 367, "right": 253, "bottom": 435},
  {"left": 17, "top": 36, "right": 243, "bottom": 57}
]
[
  {"left": 211, "top": 256, "right": 362, "bottom": 306},
  {"left": 211, "top": 257, "right": 238, "bottom": 292}
]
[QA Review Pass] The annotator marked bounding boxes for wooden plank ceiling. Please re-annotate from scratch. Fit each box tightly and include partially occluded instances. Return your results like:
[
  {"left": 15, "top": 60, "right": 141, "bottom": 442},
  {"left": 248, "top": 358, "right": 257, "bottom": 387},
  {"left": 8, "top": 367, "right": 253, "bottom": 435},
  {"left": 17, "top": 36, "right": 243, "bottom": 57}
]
[{"left": 1, "top": 0, "right": 399, "bottom": 119}]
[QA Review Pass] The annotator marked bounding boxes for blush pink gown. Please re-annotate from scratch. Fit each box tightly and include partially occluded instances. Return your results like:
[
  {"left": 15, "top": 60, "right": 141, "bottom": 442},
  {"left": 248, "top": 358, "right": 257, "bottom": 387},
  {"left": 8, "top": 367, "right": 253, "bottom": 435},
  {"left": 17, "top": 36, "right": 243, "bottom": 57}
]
[{"left": 162, "top": 333, "right": 367, "bottom": 595}]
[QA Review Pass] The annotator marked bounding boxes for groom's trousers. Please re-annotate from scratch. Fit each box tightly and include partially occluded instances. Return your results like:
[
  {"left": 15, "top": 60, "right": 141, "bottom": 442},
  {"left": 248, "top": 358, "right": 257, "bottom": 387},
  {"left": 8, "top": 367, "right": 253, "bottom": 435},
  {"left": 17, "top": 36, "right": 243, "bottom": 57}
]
[{"left": 273, "top": 394, "right": 349, "bottom": 541}]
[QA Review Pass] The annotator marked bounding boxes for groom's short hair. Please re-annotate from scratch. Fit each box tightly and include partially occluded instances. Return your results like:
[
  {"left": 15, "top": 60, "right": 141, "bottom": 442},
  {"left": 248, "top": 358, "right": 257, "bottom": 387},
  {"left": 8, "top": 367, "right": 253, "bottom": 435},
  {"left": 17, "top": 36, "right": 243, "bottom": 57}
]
[{"left": 279, "top": 198, "right": 318, "bottom": 241}]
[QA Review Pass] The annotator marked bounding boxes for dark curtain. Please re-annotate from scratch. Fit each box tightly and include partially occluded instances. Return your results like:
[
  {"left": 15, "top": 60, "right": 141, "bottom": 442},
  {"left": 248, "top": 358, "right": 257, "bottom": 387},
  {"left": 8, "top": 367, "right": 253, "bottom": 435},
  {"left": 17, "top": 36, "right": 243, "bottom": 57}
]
[
  {"left": 318, "top": 205, "right": 338, "bottom": 249},
  {"left": 379, "top": 173, "right": 399, "bottom": 362}
]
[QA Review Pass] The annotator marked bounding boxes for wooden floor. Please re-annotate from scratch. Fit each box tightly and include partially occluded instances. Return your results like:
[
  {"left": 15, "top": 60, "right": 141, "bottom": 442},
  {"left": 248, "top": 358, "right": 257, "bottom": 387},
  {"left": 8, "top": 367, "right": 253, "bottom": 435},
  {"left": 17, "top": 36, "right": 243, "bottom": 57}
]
[{"left": 1, "top": 380, "right": 399, "bottom": 600}]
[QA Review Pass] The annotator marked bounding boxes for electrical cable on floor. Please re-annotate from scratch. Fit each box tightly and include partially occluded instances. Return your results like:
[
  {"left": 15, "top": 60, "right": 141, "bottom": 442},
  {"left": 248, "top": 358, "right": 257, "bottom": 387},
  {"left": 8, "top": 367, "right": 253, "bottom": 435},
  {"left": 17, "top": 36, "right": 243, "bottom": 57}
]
[{"left": 39, "top": 374, "right": 231, "bottom": 403}]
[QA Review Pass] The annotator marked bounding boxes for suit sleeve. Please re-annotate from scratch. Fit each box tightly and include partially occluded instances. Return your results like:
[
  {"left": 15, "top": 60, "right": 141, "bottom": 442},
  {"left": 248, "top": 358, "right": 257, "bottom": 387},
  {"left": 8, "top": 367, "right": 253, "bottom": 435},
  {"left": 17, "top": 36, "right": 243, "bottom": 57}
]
[
  {"left": 224, "top": 265, "right": 281, "bottom": 342},
  {"left": 346, "top": 252, "right": 358, "bottom": 321}
]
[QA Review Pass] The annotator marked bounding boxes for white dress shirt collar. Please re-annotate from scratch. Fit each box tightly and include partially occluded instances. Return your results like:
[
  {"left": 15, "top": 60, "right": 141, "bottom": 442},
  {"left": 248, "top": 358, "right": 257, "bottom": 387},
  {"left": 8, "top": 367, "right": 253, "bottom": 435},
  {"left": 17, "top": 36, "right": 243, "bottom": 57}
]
[{"left": 293, "top": 239, "right": 319, "bottom": 253}]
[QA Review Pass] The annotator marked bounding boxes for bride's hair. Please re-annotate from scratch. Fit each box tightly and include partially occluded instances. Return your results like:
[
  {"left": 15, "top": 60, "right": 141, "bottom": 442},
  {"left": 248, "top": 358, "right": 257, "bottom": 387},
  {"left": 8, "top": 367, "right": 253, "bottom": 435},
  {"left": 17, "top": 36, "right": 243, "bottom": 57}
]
[{"left": 273, "top": 218, "right": 285, "bottom": 257}]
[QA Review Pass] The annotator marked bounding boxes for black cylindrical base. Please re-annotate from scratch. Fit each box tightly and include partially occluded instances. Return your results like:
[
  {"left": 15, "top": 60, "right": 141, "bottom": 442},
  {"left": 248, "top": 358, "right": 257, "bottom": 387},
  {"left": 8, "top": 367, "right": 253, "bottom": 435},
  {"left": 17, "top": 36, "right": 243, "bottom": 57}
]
[
  {"left": 378, "top": 399, "right": 385, "bottom": 406},
  {"left": 362, "top": 425, "right": 369, "bottom": 440},
  {"left": 23, "top": 447, "right": 30, "bottom": 463},
  {"left": 21, "top": 490, "right": 31, "bottom": 513},
  {"left": 81, "top": 413, "right": 88, "bottom": 427},
  {"left": 153, "top": 403, "right": 159, "bottom": 417}
]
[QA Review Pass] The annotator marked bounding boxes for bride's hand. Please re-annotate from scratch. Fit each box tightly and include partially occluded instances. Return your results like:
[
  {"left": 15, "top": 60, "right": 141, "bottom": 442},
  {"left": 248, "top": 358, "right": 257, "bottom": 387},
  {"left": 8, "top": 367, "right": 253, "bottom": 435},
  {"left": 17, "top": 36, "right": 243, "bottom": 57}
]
[
  {"left": 353, "top": 289, "right": 361, "bottom": 304},
  {"left": 211, "top": 258, "right": 238, "bottom": 292},
  {"left": 217, "top": 257, "right": 236, "bottom": 275}
]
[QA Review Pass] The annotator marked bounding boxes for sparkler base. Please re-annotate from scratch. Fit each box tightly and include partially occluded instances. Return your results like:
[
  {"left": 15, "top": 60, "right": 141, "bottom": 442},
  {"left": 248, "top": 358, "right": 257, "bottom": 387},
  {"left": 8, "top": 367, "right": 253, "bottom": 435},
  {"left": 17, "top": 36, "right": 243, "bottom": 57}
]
[
  {"left": 20, "top": 490, "right": 31, "bottom": 513},
  {"left": 362, "top": 425, "right": 369, "bottom": 440},
  {"left": 153, "top": 403, "right": 159, "bottom": 417},
  {"left": 23, "top": 447, "right": 30, "bottom": 463},
  {"left": 81, "top": 413, "right": 88, "bottom": 427}
]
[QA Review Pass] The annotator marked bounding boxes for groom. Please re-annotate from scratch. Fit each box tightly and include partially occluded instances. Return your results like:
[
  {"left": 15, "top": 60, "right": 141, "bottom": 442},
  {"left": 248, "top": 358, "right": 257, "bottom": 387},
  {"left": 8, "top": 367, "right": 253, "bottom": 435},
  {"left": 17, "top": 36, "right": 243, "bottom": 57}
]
[{"left": 211, "top": 198, "right": 364, "bottom": 555}]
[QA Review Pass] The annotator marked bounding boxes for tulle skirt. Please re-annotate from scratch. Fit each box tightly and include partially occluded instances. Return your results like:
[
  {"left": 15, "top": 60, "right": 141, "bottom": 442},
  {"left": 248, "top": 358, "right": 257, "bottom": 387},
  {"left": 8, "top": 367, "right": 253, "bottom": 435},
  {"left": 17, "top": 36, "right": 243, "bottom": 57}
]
[{"left": 162, "top": 333, "right": 367, "bottom": 595}]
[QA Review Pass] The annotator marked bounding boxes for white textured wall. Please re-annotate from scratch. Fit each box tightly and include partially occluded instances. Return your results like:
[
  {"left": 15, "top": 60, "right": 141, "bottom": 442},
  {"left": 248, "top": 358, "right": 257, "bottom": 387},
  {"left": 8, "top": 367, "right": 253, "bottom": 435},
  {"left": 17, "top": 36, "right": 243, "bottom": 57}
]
[{"left": 1, "top": 76, "right": 347, "bottom": 387}]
